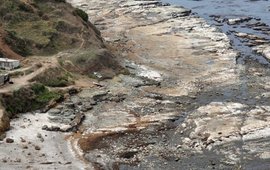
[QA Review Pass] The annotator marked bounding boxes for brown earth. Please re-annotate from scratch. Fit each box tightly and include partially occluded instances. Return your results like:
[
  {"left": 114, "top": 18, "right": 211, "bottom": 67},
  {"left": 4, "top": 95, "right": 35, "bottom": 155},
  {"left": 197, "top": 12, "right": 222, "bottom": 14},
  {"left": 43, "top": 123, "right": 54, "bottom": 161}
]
[
  {"left": 0, "top": 0, "right": 105, "bottom": 57},
  {"left": 0, "top": 28, "right": 23, "bottom": 60}
]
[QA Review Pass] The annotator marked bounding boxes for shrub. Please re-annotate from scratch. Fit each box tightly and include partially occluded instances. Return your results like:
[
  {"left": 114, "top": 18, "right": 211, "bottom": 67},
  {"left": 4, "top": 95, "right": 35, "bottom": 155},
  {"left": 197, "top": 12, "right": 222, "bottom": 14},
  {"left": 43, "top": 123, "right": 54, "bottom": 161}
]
[
  {"left": 1, "top": 83, "right": 62, "bottom": 115},
  {"left": 4, "top": 31, "right": 32, "bottom": 57},
  {"left": 55, "top": 0, "right": 66, "bottom": 2},
  {"left": 31, "top": 83, "right": 46, "bottom": 94},
  {"left": 31, "top": 67, "right": 73, "bottom": 87},
  {"left": 73, "top": 8, "right": 88, "bottom": 22}
]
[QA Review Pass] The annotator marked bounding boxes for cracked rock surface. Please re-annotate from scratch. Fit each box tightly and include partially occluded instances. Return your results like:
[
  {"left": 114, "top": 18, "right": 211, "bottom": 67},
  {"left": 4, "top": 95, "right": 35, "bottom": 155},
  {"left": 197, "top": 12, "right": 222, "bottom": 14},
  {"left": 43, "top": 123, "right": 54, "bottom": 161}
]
[
  {"left": 1, "top": 0, "right": 270, "bottom": 169},
  {"left": 64, "top": 0, "right": 270, "bottom": 169}
]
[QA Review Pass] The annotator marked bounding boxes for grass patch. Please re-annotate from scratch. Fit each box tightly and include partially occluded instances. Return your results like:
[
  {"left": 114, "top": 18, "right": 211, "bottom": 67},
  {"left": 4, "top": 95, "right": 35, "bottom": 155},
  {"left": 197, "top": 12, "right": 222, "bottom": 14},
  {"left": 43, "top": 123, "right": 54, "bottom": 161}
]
[
  {"left": 7, "top": 20, "right": 57, "bottom": 47},
  {"left": 31, "top": 67, "right": 73, "bottom": 87},
  {"left": 0, "top": 0, "right": 102, "bottom": 56},
  {"left": 61, "top": 50, "right": 125, "bottom": 79},
  {"left": 1, "top": 83, "right": 62, "bottom": 115}
]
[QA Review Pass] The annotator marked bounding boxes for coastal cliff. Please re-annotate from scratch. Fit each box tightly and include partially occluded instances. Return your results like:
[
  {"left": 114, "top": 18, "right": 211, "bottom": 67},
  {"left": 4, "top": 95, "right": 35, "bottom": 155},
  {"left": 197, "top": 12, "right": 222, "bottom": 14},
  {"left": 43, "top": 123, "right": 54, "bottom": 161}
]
[{"left": 1, "top": 0, "right": 270, "bottom": 169}]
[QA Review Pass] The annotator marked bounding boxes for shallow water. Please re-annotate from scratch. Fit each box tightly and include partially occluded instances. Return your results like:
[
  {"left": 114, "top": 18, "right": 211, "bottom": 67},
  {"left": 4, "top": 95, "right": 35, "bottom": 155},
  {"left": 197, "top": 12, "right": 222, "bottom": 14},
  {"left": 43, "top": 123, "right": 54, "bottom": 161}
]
[
  {"left": 163, "top": 0, "right": 270, "bottom": 23},
  {"left": 162, "top": 0, "right": 270, "bottom": 65}
]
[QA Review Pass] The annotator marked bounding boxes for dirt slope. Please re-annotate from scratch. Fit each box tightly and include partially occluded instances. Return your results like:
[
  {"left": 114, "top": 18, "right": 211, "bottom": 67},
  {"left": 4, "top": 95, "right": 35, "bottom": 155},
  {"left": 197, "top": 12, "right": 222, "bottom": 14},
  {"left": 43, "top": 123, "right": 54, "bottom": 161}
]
[{"left": 0, "top": 0, "right": 104, "bottom": 58}]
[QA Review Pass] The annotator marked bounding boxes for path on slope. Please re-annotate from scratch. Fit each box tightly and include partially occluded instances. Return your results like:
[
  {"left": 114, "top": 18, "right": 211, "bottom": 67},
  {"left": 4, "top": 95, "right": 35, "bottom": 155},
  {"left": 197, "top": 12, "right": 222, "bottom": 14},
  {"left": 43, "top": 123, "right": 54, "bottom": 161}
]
[{"left": 0, "top": 56, "right": 58, "bottom": 93}]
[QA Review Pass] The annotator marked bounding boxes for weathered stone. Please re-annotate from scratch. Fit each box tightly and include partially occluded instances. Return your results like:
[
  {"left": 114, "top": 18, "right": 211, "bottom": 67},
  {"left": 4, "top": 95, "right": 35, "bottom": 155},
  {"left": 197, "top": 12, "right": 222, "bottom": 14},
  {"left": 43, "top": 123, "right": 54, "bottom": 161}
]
[
  {"left": 35, "top": 145, "right": 41, "bottom": 151},
  {"left": 42, "top": 125, "right": 49, "bottom": 130},
  {"left": 64, "top": 102, "right": 75, "bottom": 108},
  {"left": 0, "top": 133, "right": 6, "bottom": 141},
  {"left": 48, "top": 109, "right": 61, "bottom": 116},
  {"left": 5, "top": 138, "right": 14, "bottom": 143}
]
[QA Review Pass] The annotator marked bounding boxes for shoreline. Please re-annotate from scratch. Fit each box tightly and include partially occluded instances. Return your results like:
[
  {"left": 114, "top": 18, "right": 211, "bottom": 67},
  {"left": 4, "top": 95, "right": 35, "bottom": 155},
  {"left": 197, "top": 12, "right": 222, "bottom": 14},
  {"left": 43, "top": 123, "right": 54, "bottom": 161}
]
[
  {"left": 2, "top": 0, "right": 270, "bottom": 169},
  {"left": 67, "top": 0, "right": 270, "bottom": 169}
]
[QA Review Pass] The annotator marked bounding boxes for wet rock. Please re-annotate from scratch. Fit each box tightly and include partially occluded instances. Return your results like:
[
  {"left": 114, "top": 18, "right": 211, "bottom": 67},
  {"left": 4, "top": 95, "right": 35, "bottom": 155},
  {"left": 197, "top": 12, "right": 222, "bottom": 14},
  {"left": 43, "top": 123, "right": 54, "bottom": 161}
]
[
  {"left": 214, "top": 18, "right": 225, "bottom": 23},
  {"left": 6, "top": 138, "right": 14, "bottom": 143},
  {"left": 171, "top": 9, "right": 191, "bottom": 18},
  {"left": 227, "top": 17, "right": 252, "bottom": 25},
  {"left": 48, "top": 109, "right": 61, "bottom": 116}
]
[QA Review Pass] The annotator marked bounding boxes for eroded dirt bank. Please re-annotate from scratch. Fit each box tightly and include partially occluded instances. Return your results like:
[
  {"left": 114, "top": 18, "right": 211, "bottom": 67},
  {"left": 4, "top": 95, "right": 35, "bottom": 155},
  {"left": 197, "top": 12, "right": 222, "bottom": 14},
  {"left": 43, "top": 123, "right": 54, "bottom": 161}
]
[{"left": 2, "top": 0, "right": 270, "bottom": 169}]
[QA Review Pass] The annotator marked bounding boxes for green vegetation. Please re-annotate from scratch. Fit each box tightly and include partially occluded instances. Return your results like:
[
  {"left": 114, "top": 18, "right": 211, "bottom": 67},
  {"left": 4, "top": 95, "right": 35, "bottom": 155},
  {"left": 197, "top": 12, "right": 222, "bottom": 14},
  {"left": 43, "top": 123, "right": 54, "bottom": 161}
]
[
  {"left": 1, "top": 83, "right": 62, "bottom": 115},
  {"left": 60, "top": 50, "right": 126, "bottom": 80},
  {"left": 73, "top": 8, "right": 89, "bottom": 22},
  {"left": 71, "top": 50, "right": 98, "bottom": 65},
  {"left": 0, "top": 0, "right": 99, "bottom": 56},
  {"left": 7, "top": 21, "right": 57, "bottom": 48},
  {"left": 4, "top": 31, "right": 32, "bottom": 56},
  {"left": 32, "top": 83, "right": 61, "bottom": 103},
  {"left": 31, "top": 67, "right": 74, "bottom": 87}
]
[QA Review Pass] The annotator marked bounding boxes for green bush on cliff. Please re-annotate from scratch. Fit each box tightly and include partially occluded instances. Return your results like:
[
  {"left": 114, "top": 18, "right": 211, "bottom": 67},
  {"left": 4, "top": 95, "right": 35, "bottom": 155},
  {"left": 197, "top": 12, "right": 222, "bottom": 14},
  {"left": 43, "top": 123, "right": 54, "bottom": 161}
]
[
  {"left": 31, "top": 67, "right": 74, "bottom": 87},
  {"left": 4, "top": 31, "right": 32, "bottom": 57},
  {"left": 73, "top": 8, "right": 89, "bottom": 22},
  {"left": 1, "top": 83, "right": 62, "bottom": 115}
]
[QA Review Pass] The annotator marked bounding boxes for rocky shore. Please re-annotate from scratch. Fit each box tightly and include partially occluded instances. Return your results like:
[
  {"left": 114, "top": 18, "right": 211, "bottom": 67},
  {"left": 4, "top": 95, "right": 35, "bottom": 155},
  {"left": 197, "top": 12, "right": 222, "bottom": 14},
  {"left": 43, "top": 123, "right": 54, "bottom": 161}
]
[{"left": 1, "top": 0, "right": 270, "bottom": 169}]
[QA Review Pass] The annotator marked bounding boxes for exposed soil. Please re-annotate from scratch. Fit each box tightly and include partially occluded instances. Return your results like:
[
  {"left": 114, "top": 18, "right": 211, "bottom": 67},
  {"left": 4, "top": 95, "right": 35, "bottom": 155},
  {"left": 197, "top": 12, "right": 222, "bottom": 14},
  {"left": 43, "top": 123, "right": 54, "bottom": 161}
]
[{"left": 0, "top": 28, "right": 23, "bottom": 60}]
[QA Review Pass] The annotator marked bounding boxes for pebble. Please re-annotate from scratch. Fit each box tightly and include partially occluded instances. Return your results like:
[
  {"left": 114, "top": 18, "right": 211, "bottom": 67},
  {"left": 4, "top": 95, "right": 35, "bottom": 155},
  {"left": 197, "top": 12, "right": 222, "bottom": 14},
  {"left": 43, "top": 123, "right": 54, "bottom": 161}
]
[
  {"left": 37, "top": 133, "right": 42, "bottom": 138},
  {"left": 14, "top": 158, "right": 21, "bottom": 163},
  {"left": 22, "top": 145, "right": 28, "bottom": 149},
  {"left": 20, "top": 137, "right": 26, "bottom": 143},
  {"left": 35, "top": 146, "right": 41, "bottom": 150},
  {"left": 6, "top": 138, "right": 14, "bottom": 143}
]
